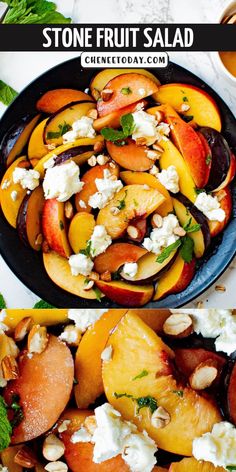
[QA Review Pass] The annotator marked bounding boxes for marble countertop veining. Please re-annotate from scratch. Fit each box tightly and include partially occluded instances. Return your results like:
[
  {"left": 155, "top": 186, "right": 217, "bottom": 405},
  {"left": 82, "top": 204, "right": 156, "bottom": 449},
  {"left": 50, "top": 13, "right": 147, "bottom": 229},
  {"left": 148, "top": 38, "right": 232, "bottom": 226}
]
[{"left": 0, "top": 0, "right": 235, "bottom": 308}]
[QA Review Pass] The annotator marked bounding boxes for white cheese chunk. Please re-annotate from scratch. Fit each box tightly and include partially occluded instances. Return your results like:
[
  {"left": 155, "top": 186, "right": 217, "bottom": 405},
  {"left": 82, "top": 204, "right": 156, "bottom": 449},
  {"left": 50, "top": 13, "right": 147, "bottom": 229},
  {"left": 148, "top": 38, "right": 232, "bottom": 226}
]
[
  {"left": 90, "top": 225, "right": 112, "bottom": 257},
  {"left": 88, "top": 169, "right": 123, "bottom": 210},
  {"left": 122, "top": 262, "right": 138, "bottom": 278},
  {"left": 63, "top": 116, "right": 96, "bottom": 143},
  {"left": 68, "top": 253, "right": 94, "bottom": 277},
  {"left": 43, "top": 161, "right": 84, "bottom": 202},
  {"left": 67, "top": 309, "right": 108, "bottom": 332},
  {"left": 122, "top": 431, "right": 157, "bottom": 472},
  {"left": 13, "top": 167, "right": 40, "bottom": 190},
  {"left": 157, "top": 165, "right": 180, "bottom": 193},
  {"left": 193, "top": 422, "right": 236, "bottom": 469},
  {"left": 143, "top": 214, "right": 180, "bottom": 255},
  {"left": 195, "top": 192, "right": 226, "bottom": 222},
  {"left": 71, "top": 427, "right": 92, "bottom": 444},
  {"left": 132, "top": 110, "right": 170, "bottom": 146}
]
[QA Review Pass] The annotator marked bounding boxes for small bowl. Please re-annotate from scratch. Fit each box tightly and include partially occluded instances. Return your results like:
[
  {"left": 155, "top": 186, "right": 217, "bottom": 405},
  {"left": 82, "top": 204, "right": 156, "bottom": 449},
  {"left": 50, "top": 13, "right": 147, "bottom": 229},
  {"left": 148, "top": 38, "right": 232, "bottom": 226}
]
[{"left": 212, "top": 1, "right": 236, "bottom": 86}]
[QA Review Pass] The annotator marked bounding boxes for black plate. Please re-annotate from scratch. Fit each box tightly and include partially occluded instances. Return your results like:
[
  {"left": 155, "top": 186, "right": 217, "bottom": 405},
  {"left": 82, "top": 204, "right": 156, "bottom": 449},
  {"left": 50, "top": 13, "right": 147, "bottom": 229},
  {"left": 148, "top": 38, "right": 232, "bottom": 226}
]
[{"left": 0, "top": 57, "right": 236, "bottom": 308}]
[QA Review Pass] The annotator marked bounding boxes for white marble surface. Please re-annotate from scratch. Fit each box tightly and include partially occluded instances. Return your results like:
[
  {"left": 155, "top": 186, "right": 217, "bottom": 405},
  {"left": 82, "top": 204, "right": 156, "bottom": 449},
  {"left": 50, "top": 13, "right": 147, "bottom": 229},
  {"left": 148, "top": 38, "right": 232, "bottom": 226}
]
[{"left": 0, "top": 0, "right": 236, "bottom": 307}]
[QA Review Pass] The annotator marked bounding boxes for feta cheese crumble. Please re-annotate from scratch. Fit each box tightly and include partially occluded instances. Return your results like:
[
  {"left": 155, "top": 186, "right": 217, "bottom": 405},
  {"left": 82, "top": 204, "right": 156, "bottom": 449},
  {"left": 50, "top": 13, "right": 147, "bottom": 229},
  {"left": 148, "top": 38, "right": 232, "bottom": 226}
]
[
  {"left": 143, "top": 214, "right": 180, "bottom": 255},
  {"left": 68, "top": 253, "right": 94, "bottom": 277},
  {"left": 132, "top": 111, "right": 170, "bottom": 146},
  {"left": 1, "top": 179, "right": 10, "bottom": 190},
  {"left": 13, "top": 167, "right": 40, "bottom": 190},
  {"left": 90, "top": 225, "right": 112, "bottom": 257},
  {"left": 193, "top": 422, "right": 236, "bottom": 469},
  {"left": 63, "top": 116, "right": 96, "bottom": 143},
  {"left": 67, "top": 309, "right": 108, "bottom": 332},
  {"left": 122, "top": 262, "right": 138, "bottom": 278},
  {"left": 0, "top": 466, "right": 8, "bottom": 472},
  {"left": 79, "top": 199, "right": 87, "bottom": 209},
  {"left": 10, "top": 190, "right": 18, "bottom": 201},
  {"left": 0, "top": 310, "right": 8, "bottom": 333},
  {"left": 101, "top": 345, "right": 113, "bottom": 361},
  {"left": 43, "top": 155, "right": 56, "bottom": 169},
  {"left": 171, "top": 309, "right": 236, "bottom": 355},
  {"left": 195, "top": 192, "right": 226, "bottom": 222},
  {"left": 43, "top": 161, "right": 84, "bottom": 202},
  {"left": 157, "top": 165, "right": 180, "bottom": 193},
  {"left": 71, "top": 403, "right": 157, "bottom": 472},
  {"left": 88, "top": 169, "right": 123, "bottom": 210},
  {"left": 71, "top": 427, "right": 92, "bottom": 443}
]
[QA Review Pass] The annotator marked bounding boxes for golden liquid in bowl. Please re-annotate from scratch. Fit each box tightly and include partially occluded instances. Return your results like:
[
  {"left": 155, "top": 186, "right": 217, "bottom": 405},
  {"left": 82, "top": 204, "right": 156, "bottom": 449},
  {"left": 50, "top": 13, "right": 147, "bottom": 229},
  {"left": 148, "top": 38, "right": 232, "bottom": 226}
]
[{"left": 219, "top": 52, "right": 236, "bottom": 78}]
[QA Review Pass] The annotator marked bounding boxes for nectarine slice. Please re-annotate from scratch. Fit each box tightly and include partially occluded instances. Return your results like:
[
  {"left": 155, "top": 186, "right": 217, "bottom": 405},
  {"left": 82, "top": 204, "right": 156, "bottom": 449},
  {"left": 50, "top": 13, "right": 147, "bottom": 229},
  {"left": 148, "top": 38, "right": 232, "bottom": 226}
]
[
  {"left": 97, "top": 73, "right": 159, "bottom": 117},
  {"left": 95, "top": 279, "right": 154, "bottom": 307},
  {"left": 17, "top": 185, "right": 45, "bottom": 251},
  {"left": 97, "top": 185, "right": 165, "bottom": 239},
  {"left": 69, "top": 212, "right": 96, "bottom": 253},
  {"left": 102, "top": 312, "right": 222, "bottom": 456},
  {"left": 120, "top": 170, "right": 173, "bottom": 217},
  {"left": 93, "top": 100, "right": 147, "bottom": 132},
  {"left": 121, "top": 250, "right": 177, "bottom": 283},
  {"left": 27, "top": 118, "right": 48, "bottom": 163},
  {"left": 94, "top": 243, "right": 147, "bottom": 274},
  {"left": 155, "top": 83, "right": 222, "bottom": 131},
  {"left": 43, "top": 251, "right": 98, "bottom": 300},
  {"left": 42, "top": 199, "right": 72, "bottom": 258},
  {"left": 4, "top": 335, "right": 74, "bottom": 443},
  {"left": 36, "top": 89, "right": 94, "bottom": 114},
  {"left": 169, "top": 458, "right": 225, "bottom": 472},
  {"left": 3, "top": 309, "right": 68, "bottom": 332},
  {"left": 75, "top": 163, "right": 119, "bottom": 213},
  {"left": 154, "top": 254, "right": 196, "bottom": 300},
  {"left": 0, "top": 156, "right": 28, "bottom": 228},
  {"left": 208, "top": 187, "right": 232, "bottom": 237},
  {"left": 106, "top": 138, "right": 153, "bottom": 171}
]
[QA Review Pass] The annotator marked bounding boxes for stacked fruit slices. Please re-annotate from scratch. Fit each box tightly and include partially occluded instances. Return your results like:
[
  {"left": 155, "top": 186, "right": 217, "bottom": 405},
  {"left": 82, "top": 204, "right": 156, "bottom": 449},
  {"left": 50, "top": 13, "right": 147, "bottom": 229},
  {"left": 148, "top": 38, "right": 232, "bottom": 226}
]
[{"left": 0, "top": 68, "right": 235, "bottom": 306}]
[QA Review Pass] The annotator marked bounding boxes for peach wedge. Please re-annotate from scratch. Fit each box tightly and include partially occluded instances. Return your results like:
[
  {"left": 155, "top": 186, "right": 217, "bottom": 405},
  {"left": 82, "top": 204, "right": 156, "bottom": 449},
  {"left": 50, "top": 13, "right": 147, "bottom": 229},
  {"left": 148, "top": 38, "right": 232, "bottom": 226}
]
[
  {"left": 95, "top": 279, "right": 154, "bottom": 307},
  {"left": 0, "top": 156, "right": 28, "bottom": 228},
  {"left": 36, "top": 88, "right": 94, "bottom": 114},
  {"left": 169, "top": 458, "right": 225, "bottom": 472},
  {"left": 102, "top": 312, "right": 221, "bottom": 456}
]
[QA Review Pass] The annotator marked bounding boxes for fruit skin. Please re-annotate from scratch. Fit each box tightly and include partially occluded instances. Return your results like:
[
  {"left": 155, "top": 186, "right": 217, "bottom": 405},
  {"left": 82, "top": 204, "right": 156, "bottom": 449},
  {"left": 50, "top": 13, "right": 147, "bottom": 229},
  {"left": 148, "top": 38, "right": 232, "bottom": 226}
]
[
  {"left": 4, "top": 335, "right": 74, "bottom": 444},
  {"left": 3, "top": 309, "right": 68, "bottom": 331},
  {"left": 154, "top": 83, "right": 222, "bottom": 131},
  {"left": 154, "top": 254, "right": 196, "bottom": 301},
  {"left": 121, "top": 250, "right": 177, "bottom": 284},
  {"left": 17, "top": 185, "right": 45, "bottom": 251},
  {"left": 172, "top": 193, "right": 211, "bottom": 258},
  {"left": 36, "top": 88, "right": 94, "bottom": 114},
  {"left": 43, "top": 251, "right": 98, "bottom": 300},
  {"left": 97, "top": 184, "right": 165, "bottom": 239},
  {"left": 68, "top": 212, "right": 95, "bottom": 254},
  {"left": 208, "top": 187, "right": 232, "bottom": 237},
  {"left": 27, "top": 118, "right": 48, "bottom": 163},
  {"left": 214, "top": 152, "right": 236, "bottom": 192},
  {"left": 95, "top": 279, "right": 154, "bottom": 307},
  {"left": 106, "top": 138, "right": 153, "bottom": 172},
  {"left": 175, "top": 348, "right": 226, "bottom": 382},
  {"left": 0, "top": 114, "right": 41, "bottom": 167},
  {"left": 94, "top": 242, "right": 147, "bottom": 274},
  {"left": 102, "top": 312, "right": 221, "bottom": 456},
  {"left": 60, "top": 409, "right": 129, "bottom": 472},
  {"left": 42, "top": 199, "right": 72, "bottom": 258},
  {"left": 120, "top": 170, "right": 173, "bottom": 217},
  {"left": 227, "top": 362, "right": 236, "bottom": 425},
  {"left": 75, "top": 162, "right": 119, "bottom": 213},
  {"left": 0, "top": 156, "right": 28, "bottom": 228},
  {"left": 97, "top": 73, "right": 159, "bottom": 117},
  {"left": 93, "top": 100, "right": 147, "bottom": 131},
  {"left": 169, "top": 458, "right": 225, "bottom": 472}
]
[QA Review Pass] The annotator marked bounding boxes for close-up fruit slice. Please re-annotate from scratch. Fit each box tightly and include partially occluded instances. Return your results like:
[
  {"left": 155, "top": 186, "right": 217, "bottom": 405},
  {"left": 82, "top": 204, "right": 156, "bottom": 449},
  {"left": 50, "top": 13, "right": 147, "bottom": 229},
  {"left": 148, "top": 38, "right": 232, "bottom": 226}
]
[
  {"left": 36, "top": 88, "right": 94, "bottom": 114},
  {"left": 17, "top": 185, "right": 45, "bottom": 251},
  {"left": 27, "top": 118, "right": 48, "bottom": 164},
  {"left": 94, "top": 242, "right": 147, "bottom": 274},
  {"left": 42, "top": 198, "right": 72, "bottom": 258},
  {"left": 0, "top": 156, "right": 28, "bottom": 228},
  {"left": 68, "top": 212, "right": 96, "bottom": 254},
  {"left": 169, "top": 458, "right": 225, "bottom": 472},
  {"left": 95, "top": 279, "right": 154, "bottom": 306},
  {"left": 208, "top": 187, "right": 232, "bottom": 237},
  {"left": 154, "top": 254, "right": 196, "bottom": 300},
  {"left": 106, "top": 138, "right": 153, "bottom": 171},
  {"left": 121, "top": 250, "right": 177, "bottom": 283}
]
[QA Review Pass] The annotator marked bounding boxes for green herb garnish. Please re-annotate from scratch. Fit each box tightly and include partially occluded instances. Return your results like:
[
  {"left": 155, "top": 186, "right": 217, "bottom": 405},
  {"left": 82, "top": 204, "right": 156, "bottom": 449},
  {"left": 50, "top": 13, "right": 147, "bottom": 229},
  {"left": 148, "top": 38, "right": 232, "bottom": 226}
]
[
  {"left": 121, "top": 87, "right": 132, "bottom": 95},
  {"left": 180, "top": 235, "right": 194, "bottom": 263},
  {"left": 226, "top": 467, "right": 236, "bottom": 471},
  {"left": 114, "top": 392, "right": 133, "bottom": 399},
  {"left": 101, "top": 113, "right": 134, "bottom": 145},
  {"left": 93, "top": 287, "right": 102, "bottom": 302},
  {"left": 156, "top": 240, "right": 182, "bottom": 264},
  {"left": 59, "top": 220, "right": 64, "bottom": 230},
  {"left": 172, "top": 390, "right": 184, "bottom": 398},
  {"left": 183, "top": 218, "right": 201, "bottom": 233},
  {"left": 117, "top": 190, "right": 128, "bottom": 210},
  {"left": 133, "top": 199, "right": 138, "bottom": 208},
  {"left": 80, "top": 240, "right": 92, "bottom": 257},
  {"left": 206, "top": 154, "right": 212, "bottom": 165},
  {"left": 10, "top": 394, "right": 24, "bottom": 429},
  {"left": 195, "top": 188, "right": 205, "bottom": 195},
  {"left": 46, "top": 122, "right": 71, "bottom": 140},
  {"left": 2, "top": 0, "right": 71, "bottom": 24},
  {"left": 33, "top": 300, "right": 55, "bottom": 308},
  {"left": 0, "top": 80, "right": 18, "bottom": 106},
  {"left": 0, "top": 293, "right": 7, "bottom": 309},
  {"left": 114, "top": 392, "right": 157, "bottom": 414},
  {"left": 182, "top": 96, "right": 188, "bottom": 102},
  {"left": 0, "top": 396, "right": 12, "bottom": 452},
  {"left": 132, "top": 370, "right": 149, "bottom": 381}
]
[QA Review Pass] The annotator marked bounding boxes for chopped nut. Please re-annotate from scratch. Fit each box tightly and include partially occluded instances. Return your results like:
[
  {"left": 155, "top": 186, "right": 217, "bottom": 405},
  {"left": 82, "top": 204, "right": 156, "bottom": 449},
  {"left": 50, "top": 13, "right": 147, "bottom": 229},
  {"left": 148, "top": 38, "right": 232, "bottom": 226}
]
[
  {"left": 87, "top": 108, "right": 98, "bottom": 120},
  {"left": 163, "top": 313, "right": 193, "bottom": 338},
  {"left": 35, "top": 233, "right": 43, "bottom": 246},
  {"left": 28, "top": 325, "right": 49, "bottom": 354},
  {"left": 14, "top": 447, "right": 37, "bottom": 468},
  {"left": 149, "top": 165, "right": 159, "bottom": 176},
  {"left": 151, "top": 406, "right": 170, "bottom": 429},
  {"left": 14, "top": 316, "right": 32, "bottom": 342},
  {"left": 64, "top": 201, "right": 74, "bottom": 219},
  {"left": 97, "top": 154, "right": 109, "bottom": 165},
  {"left": 1, "top": 355, "right": 19, "bottom": 380},
  {"left": 127, "top": 225, "right": 139, "bottom": 240},
  {"left": 88, "top": 271, "right": 100, "bottom": 281},
  {"left": 173, "top": 226, "right": 186, "bottom": 237},
  {"left": 43, "top": 434, "right": 65, "bottom": 462},
  {"left": 153, "top": 143, "right": 164, "bottom": 153},
  {"left": 152, "top": 214, "right": 163, "bottom": 228},
  {"left": 84, "top": 280, "right": 94, "bottom": 291},
  {"left": 58, "top": 419, "right": 71, "bottom": 433},
  {"left": 215, "top": 285, "right": 226, "bottom": 292},
  {"left": 101, "top": 88, "right": 113, "bottom": 101},
  {"left": 189, "top": 360, "right": 218, "bottom": 390},
  {"left": 100, "top": 270, "right": 112, "bottom": 282},
  {"left": 88, "top": 155, "right": 97, "bottom": 167},
  {"left": 93, "top": 141, "right": 104, "bottom": 153},
  {"left": 44, "top": 461, "right": 68, "bottom": 472},
  {"left": 155, "top": 110, "right": 164, "bottom": 123},
  {"left": 109, "top": 161, "right": 116, "bottom": 169},
  {"left": 59, "top": 325, "right": 81, "bottom": 346},
  {"left": 136, "top": 137, "right": 147, "bottom": 146},
  {"left": 42, "top": 240, "right": 50, "bottom": 253},
  {"left": 180, "top": 103, "right": 190, "bottom": 112},
  {"left": 110, "top": 206, "right": 120, "bottom": 215},
  {"left": 84, "top": 416, "right": 97, "bottom": 435},
  {"left": 45, "top": 143, "right": 56, "bottom": 150},
  {"left": 146, "top": 150, "right": 161, "bottom": 160},
  {"left": 7, "top": 337, "right": 19, "bottom": 358}
]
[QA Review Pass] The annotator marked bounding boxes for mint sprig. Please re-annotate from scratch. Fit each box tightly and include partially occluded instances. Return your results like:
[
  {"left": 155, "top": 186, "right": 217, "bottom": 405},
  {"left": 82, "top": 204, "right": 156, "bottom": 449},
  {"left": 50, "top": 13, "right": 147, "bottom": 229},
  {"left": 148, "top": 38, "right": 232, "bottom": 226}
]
[
  {"left": 0, "top": 80, "right": 18, "bottom": 106},
  {"left": 2, "top": 0, "right": 71, "bottom": 24},
  {"left": 156, "top": 234, "right": 195, "bottom": 264},
  {"left": 156, "top": 240, "right": 182, "bottom": 264},
  {"left": 101, "top": 113, "right": 135, "bottom": 145},
  {"left": 33, "top": 300, "right": 55, "bottom": 309},
  {"left": 183, "top": 218, "right": 201, "bottom": 233},
  {"left": 0, "top": 396, "right": 12, "bottom": 452}
]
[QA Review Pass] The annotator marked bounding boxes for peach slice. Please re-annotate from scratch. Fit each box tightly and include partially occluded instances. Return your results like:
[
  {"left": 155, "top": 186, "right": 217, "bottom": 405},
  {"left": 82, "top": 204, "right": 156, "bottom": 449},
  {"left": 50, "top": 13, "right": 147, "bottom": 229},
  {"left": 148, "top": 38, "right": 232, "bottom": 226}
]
[
  {"left": 43, "top": 251, "right": 98, "bottom": 300},
  {"left": 102, "top": 312, "right": 222, "bottom": 456},
  {"left": 169, "top": 458, "right": 225, "bottom": 472},
  {"left": 94, "top": 243, "right": 147, "bottom": 274},
  {"left": 97, "top": 185, "right": 165, "bottom": 239},
  {"left": 106, "top": 139, "right": 153, "bottom": 171},
  {"left": 4, "top": 335, "right": 74, "bottom": 443},
  {"left": 93, "top": 100, "right": 147, "bottom": 132},
  {"left": 42, "top": 199, "right": 72, "bottom": 258},
  {"left": 121, "top": 250, "right": 177, "bottom": 284},
  {"left": 129, "top": 309, "right": 171, "bottom": 333},
  {"left": 95, "top": 279, "right": 154, "bottom": 307},
  {"left": 1, "top": 446, "right": 23, "bottom": 472},
  {"left": 75, "top": 162, "right": 119, "bottom": 213},
  {"left": 17, "top": 185, "right": 45, "bottom": 251},
  {"left": 0, "top": 156, "right": 28, "bottom": 228},
  {"left": 27, "top": 118, "right": 48, "bottom": 164},
  {"left": 214, "top": 152, "right": 236, "bottom": 192},
  {"left": 97, "top": 73, "right": 159, "bottom": 117},
  {"left": 69, "top": 212, "right": 96, "bottom": 254},
  {"left": 120, "top": 171, "right": 173, "bottom": 217},
  {"left": 154, "top": 83, "right": 222, "bottom": 131},
  {"left": 36, "top": 89, "right": 94, "bottom": 114},
  {"left": 3, "top": 309, "right": 68, "bottom": 331},
  {"left": 208, "top": 187, "right": 232, "bottom": 237},
  {"left": 90, "top": 68, "right": 160, "bottom": 100},
  {"left": 60, "top": 409, "right": 129, "bottom": 472},
  {"left": 154, "top": 254, "right": 196, "bottom": 300}
]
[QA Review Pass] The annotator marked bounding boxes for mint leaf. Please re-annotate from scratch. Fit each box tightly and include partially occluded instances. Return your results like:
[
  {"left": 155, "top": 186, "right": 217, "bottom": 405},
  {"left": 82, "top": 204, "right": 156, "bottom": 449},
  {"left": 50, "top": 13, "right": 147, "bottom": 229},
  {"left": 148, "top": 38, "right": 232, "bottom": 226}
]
[
  {"left": 180, "top": 235, "right": 194, "bottom": 263},
  {"left": 121, "top": 87, "right": 132, "bottom": 95},
  {"left": 183, "top": 218, "right": 201, "bottom": 233},
  {"left": 117, "top": 190, "right": 128, "bottom": 210},
  {"left": 93, "top": 286, "right": 102, "bottom": 302},
  {"left": 226, "top": 467, "right": 236, "bottom": 471},
  {"left": 80, "top": 240, "right": 92, "bottom": 258},
  {"left": 114, "top": 392, "right": 133, "bottom": 399},
  {"left": 33, "top": 300, "right": 55, "bottom": 308},
  {"left": 46, "top": 122, "right": 71, "bottom": 140},
  {"left": 156, "top": 239, "right": 182, "bottom": 264},
  {"left": 3, "top": 0, "right": 71, "bottom": 24},
  {"left": 0, "top": 294, "right": 6, "bottom": 309},
  {"left": 101, "top": 113, "right": 134, "bottom": 144},
  {"left": 0, "top": 80, "right": 18, "bottom": 106},
  {"left": 132, "top": 370, "right": 149, "bottom": 381},
  {"left": 101, "top": 127, "right": 126, "bottom": 143},
  {"left": 135, "top": 395, "right": 158, "bottom": 414},
  {"left": 172, "top": 390, "right": 184, "bottom": 398},
  {"left": 0, "top": 396, "right": 12, "bottom": 452},
  {"left": 120, "top": 113, "right": 135, "bottom": 137}
]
